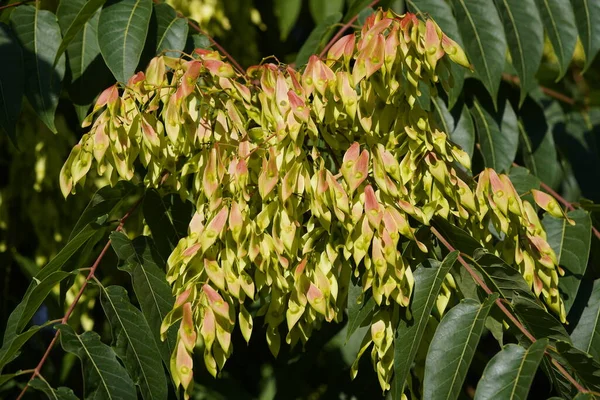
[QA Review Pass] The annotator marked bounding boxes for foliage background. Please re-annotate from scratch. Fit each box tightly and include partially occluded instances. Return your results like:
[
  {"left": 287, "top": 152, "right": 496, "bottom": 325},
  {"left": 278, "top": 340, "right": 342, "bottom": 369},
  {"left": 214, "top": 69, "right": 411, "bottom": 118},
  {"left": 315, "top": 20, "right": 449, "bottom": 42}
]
[{"left": 0, "top": 0, "right": 599, "bottom": 399}]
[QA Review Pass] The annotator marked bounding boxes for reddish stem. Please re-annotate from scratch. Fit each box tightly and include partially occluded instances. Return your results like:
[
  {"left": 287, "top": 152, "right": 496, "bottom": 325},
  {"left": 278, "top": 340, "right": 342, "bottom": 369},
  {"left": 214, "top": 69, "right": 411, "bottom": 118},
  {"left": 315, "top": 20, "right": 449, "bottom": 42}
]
[
  {"left": 0, "top": 0, "right": 33, "bottom": 12},
  {"left": 431, "top": 226, "right": 589, "bottom": 394},
  {"left": 502, "top": 73, "right": 576, "bottom": 106},
  {"left": 16, "top": 198, "right": 142, "bottom": 400},
  {"left": 319, "top": 0, "right": 381, "bottom": 58}
]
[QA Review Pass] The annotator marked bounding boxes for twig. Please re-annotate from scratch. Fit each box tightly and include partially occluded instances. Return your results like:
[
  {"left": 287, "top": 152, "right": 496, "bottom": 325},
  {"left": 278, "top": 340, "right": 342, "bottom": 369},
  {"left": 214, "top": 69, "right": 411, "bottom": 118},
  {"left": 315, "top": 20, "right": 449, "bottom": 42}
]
[
  {"left": 319, "top": 0, "right": 381, "bottom": 58},
  {"left": 502, "top": 73, "right": 576, "bottom": 106},
  {"left": 16, "top": 197, "right": 143, "bottom": 400},
  {"left": 431, "top": 226, "right": 590, "bottom": 394},
  {"left": 151, "top": 0, "right": 245, "bottom": 76},
  {"left": 0, "top": 0, "right": 34, "bottom": 11}
]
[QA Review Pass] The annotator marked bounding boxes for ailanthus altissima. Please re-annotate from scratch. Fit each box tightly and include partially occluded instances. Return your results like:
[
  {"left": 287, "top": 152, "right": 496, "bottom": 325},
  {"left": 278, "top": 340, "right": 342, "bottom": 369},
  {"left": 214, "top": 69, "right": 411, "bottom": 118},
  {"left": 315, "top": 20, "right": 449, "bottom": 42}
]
[{"left": 60, "top": 8, "right": 570, "bottom": 398}]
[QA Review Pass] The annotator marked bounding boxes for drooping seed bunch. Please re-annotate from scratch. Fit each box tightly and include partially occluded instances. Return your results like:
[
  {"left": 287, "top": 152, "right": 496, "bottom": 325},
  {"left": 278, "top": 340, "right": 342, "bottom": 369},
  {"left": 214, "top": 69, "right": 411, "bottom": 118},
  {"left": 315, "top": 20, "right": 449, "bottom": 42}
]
[{"left": 60, "top": 8, "right": 569, "bottom": 398}]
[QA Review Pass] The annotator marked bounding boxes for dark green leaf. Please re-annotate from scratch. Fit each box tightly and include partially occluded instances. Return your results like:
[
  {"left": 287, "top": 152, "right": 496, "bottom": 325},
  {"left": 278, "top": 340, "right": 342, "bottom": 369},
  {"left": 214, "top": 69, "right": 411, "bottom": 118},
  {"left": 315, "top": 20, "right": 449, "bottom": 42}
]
[
  {"left": 518, "top": 115, "right": 560, "bottom": 189},
  {"left": 345, "top": 0, "right": 374, "bottom": 22},
  {"left": 556, "top": 340, "right": 600, "bottom": 392},
  {"left": 495, "top": 0, "right": 543, "bottom": 105},
  {"left": 274, "top": 0, "right": 301, "bottom": 41},
  {"left": 533, "top": 0, "right": 577, "bottom": 79},
  {"left": 98, "top": 0, "right": 152, "bottom": 82},
  {"left": 70, "top": 181, "right": 137, "bottom": 241},
  {"left": 0, "top": 321, "right": 53, "bottom": 373},
  {"left": 11, "top": 6, "right": 66, "bottom": 133},
  {"left": 29, "top": 377, "right": 79, "bottom": 400},
  {"left": 100, "top": 285, "right": 168, "bottom": 400},
  {"left": 59, "top": 324, "right": 137, "bottom": 400},
  {"left": 474, "top": 339, "right": 548, "bottom": 400},
  {"left": 471, "top": 98, "right": 519, "bottom": 173},
  {"left": 513, "top": 294, "right": 570, "bottom": 343},
  {"left": 472, "top": 252, "right": 536, "bottom": 302},
  {"left": 55, "top": 0, "right": 106, "bottom": 64},
  {"left": 110, "top": 232, "right": 176, "bottom": 367},
  {"left": 309, "top": 0, "right": 344, "bottom": 25},
  {"left": 571, "top": 279, "right": 600, "bottom": 362},
  {"left": 433, "top": 98, "right": 455, "bottom": 137},
  {"left": 295, "top": 12, "right": 342, "bottom": 68},
  {"left": 452, "top": 104, "right": 476, "bottom": 158},
  {"left": 346, "top": 281, "right": 376, "bottom": 341},
  {"left": 508, "top": 166, "right": 541, "bottom": 197},
  {"left": 423, "top": 295, "right": 497, "bottom": 400},
  {"left": 0, "top": 23, "right": 23, "bottom": 144},
  {"left": 393, "top": 252, "right": 459, "bottom": 398},
  {"left": 154, "top": 3, "right": 188, "bottom": 57},
  {"left": 433, "top": 218, "right": 484, "bottom": 257},
  {"left": 143, "top": 189, "right": 193, "bottom": 261},
  {"left": 452, "top": 0, "right": 506, "bottom": 104},
  {"left": 571, "top": 0, "right": 600, "bottom": 72},
  {"left": 543, "top": 210, "right": 592, "bottom": 313}
]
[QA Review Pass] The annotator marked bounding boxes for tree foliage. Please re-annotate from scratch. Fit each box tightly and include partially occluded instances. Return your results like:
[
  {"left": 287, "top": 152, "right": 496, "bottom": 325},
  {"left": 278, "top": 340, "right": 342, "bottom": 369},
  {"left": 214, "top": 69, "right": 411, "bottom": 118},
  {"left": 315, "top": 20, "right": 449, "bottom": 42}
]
[{"left": 1, "top": 1, "right": 600, "bottom": 399}]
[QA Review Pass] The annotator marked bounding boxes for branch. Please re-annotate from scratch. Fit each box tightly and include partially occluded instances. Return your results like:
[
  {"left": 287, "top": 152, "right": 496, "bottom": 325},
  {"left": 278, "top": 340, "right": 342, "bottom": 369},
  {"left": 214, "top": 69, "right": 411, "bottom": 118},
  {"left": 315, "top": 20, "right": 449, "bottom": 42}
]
[
  {"left": 510, "top": 161, "right": 600, "bottom": 241},
  {"left": 16, "top": 198, "right": 143, "bottom": 400},
  {"left": 502, "top": 73, "right": 575, "bottom": 106},
  {"left": 431, "top": 226, "right": 589, "bottom": 394},
  {"left": 0, "top": 0, "right": 34, "bottom": 12},
  {"left": 151, "top": 0, "right": 245, "bottom": 76},
  {"left": 319, "top": 0, "right": 380, "bottom": 58}
]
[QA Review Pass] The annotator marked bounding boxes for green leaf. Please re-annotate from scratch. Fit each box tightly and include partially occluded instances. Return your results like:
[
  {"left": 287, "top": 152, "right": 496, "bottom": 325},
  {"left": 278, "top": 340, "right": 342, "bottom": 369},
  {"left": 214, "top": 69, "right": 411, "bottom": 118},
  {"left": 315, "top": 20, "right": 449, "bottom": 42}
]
[
  {"left": 345, "top": 0, "right": 375, "bottom": 22},
  {"left": 55, "top": 0, "right": 106, "bottom": 65},
  {"left": 423, "top": 295, "right": 497, "bottom": 400},
  {"left": 143, "top": 189, "right": 193, "bottom": 261},
  {"left": 571, "top": 0, "right": 600, "bottom": 72},
  {"left": 309, "top": 0, "right": 344, "bottom": 25},
  {"left": 392, "top": 252, "right": 459, "bottom": 398},
  {"left": 543, "top": 209, "right": 592, "bottom": 313},
  {"left": 10, "top": 6, "right": 66, "bottom": 133},
  {"left": 494, "top": 0, "right": 543, "bottom": 105},
  {"left": 433, "top": 218, "right": 483, "bottom": 257},
  {"left": 98, "top": 0, "right": 152, "bottom": 83},
  {"left": 0, "top": 321, "right": 54, "bottom": 373},
  {"left": 471, "top": 252, "right": 537, "bottom": 302},
  {"left": 29, "top": 377, "right": 79, "bottom": 400},
  {"left": 59, "top": 324, "right": 137, "bottom": 400},
  {"left": 274, "top": 0, "right": 301, "bottom": 41},
  {"left": 452, "top": 104, "right": 476, "bottom": 158},
  {"left": 294, "top": 12, "right": 342, "bottom": 68},
  {"left": 571, "top": 279, "right": 600, "bottom": 363},
  {"left": 346, "top": 281, "right": 376, "bottom": 341},
  {"left": 475, "top": 339, "right": 548, "bottom": 400},
  {"left": 0, "top": 23, "right": 23, "bottom": 144},
  {"left": 451, "top": 0, "right": 506, "bottom": 104},
  {"left": 556, "top": 340, "right": 600, "bottom": 392},
  {"left": 433, "top": 98, "right": 455, "bottom": 137},
  {"left": 110, "top": 232, "right": 176, "bottom": 367},
  {"left": 100, "top": 285, "right": 168, "bottom": 400},
  {"left": 471, "top": 98, "right": 519, "bottom": 173},
  {"left": 154, "top": 3, "right": 188, "bottom": 57},
  {"left": 69, "top": 181, "right": 137, "bottom": 241},
  {"left": 406, "top": 0, "right": 466, "bottom": 107},
  {"left": 513, "top": 294, "right": 570, "bottom": 343},
  {"left": 518, "top": 98, "right": 561, "bottom": 188},
  {"left": 508, "top": 166, "right": 541, "bottom": 198},
  {"left": 533, "top": 0, "right": 577, "bottom": 79}
]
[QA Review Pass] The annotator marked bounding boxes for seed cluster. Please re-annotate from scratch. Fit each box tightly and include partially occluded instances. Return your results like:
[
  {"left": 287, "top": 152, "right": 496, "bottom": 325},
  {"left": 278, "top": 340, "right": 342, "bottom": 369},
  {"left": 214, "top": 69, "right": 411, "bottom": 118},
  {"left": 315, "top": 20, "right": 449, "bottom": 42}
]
[{"left": 60, "top": 9, "right": 568, "bottom": 397}]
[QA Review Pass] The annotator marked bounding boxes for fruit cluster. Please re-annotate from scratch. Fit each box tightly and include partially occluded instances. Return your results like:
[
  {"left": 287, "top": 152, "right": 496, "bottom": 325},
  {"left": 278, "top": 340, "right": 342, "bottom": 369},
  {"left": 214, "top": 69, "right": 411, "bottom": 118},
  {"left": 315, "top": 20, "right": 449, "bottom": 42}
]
[{"left": 60, "top": 9, "right": 568, "bottom": 397}]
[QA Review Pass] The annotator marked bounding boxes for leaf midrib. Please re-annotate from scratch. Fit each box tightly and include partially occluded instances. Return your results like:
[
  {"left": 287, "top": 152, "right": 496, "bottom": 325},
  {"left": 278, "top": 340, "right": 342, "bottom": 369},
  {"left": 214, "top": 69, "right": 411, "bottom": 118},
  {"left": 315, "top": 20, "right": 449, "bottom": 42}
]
[
  {"left": 457, "top": 0, "right": 493, "bottom": 88},
  {"left": 445, "top": 304, "right": 486, "bottom": 400},
  {"left": 122, "top": 0, "right": 143, "bottom": 81},
  {"left": 157, "top": 16, "right": 179, "bottom": 51},
  {"left": 540, "top": 0, "right": 565, "bottom": 61},
  {"left": 473, "top": 101, "right": 497, "bottom": 168},
  {"left": 501, "top": 0, "right": 526, "bottom": 81},
  {"left": 75, "top": 333, "right": 113, "bottom": 400},
  {"left": 102, "top": 288, "right": 153, "bottom": 399}
]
